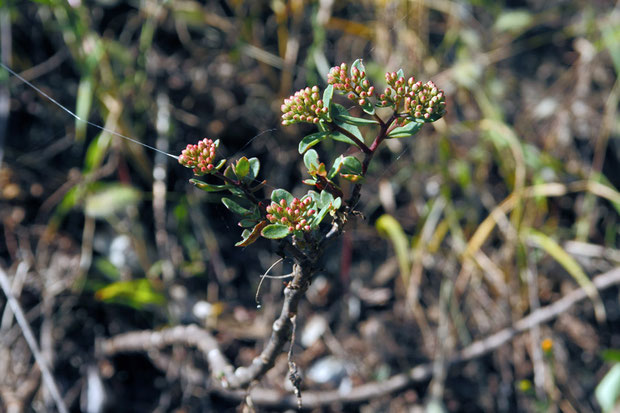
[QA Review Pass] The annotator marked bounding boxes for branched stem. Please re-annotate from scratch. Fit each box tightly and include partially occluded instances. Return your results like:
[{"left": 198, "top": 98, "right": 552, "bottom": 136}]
[
  {"left": 328, "top": 123, "right": 371, "bottom": 154},
  {"left": 214, "top": 171, "right": 264, "bottom": 210}
]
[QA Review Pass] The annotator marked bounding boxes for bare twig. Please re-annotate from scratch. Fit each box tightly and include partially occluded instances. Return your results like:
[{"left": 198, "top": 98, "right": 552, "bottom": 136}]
[
  {"left": 0, "top": 266, "right": 68, "bottom": 413},
  {"left": 101, "top": 261, "right": 317, "bottom": 389},
  {"left": 101, "top": 266, "right": 620, "bottom": 409}
]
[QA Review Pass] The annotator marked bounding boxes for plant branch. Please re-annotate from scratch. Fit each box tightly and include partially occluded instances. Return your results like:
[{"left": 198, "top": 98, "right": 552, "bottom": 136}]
[
  {"left": 347, "top": 113, "right": 398, "bottom": 208},
  {"left": 100, "top": 260, "right": 317, "bottom": 389},
  {"left": 100, "top": 266, "right": 620, "bottom": 409},
  {"left": 328, "top": 123, "right": 371, "bottom": 154},
  {"left": 0, "top": 266, "right": 69, "bottom": 413},
  {"left": 213, "top": 171, "right": 263, "bottom": 210}
]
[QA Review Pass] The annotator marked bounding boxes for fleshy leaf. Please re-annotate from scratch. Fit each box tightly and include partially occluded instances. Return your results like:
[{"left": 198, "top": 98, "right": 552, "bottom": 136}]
[
  {"left": 334, "top": 112, "right": 379, "bottom": 126},
  {"left": 304, "top": 149, "right": 320, "bottom": 171},
  {"left": 303, "top": 178, "right": 317, "bottom": 186},
  {"left": 224, "top": 165, "right": 237, "bottom": 180},
  {"left": 236, "top": 221, "right": 268, "bottom": 246},
  {"left": 238, "top": 218, "right": 259, "bottom": 228},
  {"left": 221, "top": 197, "right": 253, "bottom": 216},
  {"left": 247, "top": 157, "right": 260, "bottom": 180},
  {"left": 271, "top": 188, "right": 294, "bottom": 205},
  {"left": 340, "top": 173, "right": 365, "bottom": 183},
  {"left": 340, "top": 156, "right": 362, "bottom": 175},
  {"left": 330, "top": 104, "right": 365, "bottom": 145},
  {"left": 299, "top": 132, "right": 329, "bottom": 154},
  {"left": 312, "top": 203, "right": 332, "bottom": 229},
  {"left": 261, "top": 224, "right": 291, "bottom": 239},
  {"left": 318, "top": 190, "right": 335, "bottom": 209},
  {"left": 396, "top": 68, "right": 405, "bottom": 80},
  {"left": 234, "top": 157, "right": 250, "bottom": 179},
  {"left": 328, "top": 155, "right": 346, "bottom": 179},
  {"left": 387, "top": 121, "right": 423, "bottom": 139},
  {"left": 190, "top": 179, "right": 231, "bottom": 192},
  {"left": 322, "top": 84, "right": 334, "bottom": 121},
  {"left": 214, "top": 159, "right": 227, "bottom": 171}
]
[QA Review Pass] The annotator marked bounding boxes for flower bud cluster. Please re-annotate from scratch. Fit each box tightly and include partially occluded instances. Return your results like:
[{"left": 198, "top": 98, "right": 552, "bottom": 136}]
[
  {"left": 281, "top": 86, "right": 329, "bottom": 126},
  {"left": 265, "top": 197, "right": 315, "bottom": 232},
  {"left": 178, "top": 138, "right": 220, "bottom": 175},
  {"left": 328, "top": 63, "right": 375, "bottom": 106},
  {"left": 403, "top": 80, "right": 446, "bottom": 122},
  {"left": 379, "top": 74, "right": 446, "bottom": 122}
]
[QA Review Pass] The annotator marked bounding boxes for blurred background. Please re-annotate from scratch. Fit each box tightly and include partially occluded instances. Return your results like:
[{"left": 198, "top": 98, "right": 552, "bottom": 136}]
[{"left": 0, "top": 0, "right": 618, "bottom": 411}]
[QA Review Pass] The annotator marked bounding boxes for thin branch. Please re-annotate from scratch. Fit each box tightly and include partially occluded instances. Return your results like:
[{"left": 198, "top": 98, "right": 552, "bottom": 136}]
[
  {"left": 101, "top": 261, "right": 317, "bottom": 389},
  {"left": 0, "top": 266, "right": 69, "bottom": 413},
  {"left": 100, "top": 266, "right": 620, "bottom": 409},
  {"left": 328, "top": 123, "right": 371, "bottom": 154}
]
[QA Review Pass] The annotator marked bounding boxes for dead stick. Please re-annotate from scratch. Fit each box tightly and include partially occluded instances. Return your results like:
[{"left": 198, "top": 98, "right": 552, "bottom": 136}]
[{"left": 0, "top": 266, "right": 69, "bottom": 413}]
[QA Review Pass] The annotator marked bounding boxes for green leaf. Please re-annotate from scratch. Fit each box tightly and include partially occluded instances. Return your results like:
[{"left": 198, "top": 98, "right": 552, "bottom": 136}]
[
  {"left": 214, "top": 159, "right": 227, "bottom": 171},
  {"left": 340, "top": 174, "right": 364, "bottom": 183},
  {"left": 75, "top": 75, "right": 93, "bottom": 142},
  {"left": 303, "top": 178, "right": 317, "bottom": 186},
  {"left": 236, "top": 221, "right": 268, "bottom": 246},
  {"left": 322, "top": 84, "right": 334, "bottom": 121},
  {"left": 332, "top": 197, "right": 342, "bottom": 210},
  {"left": 190, "top": 179, "right": 231, "bottom": 192},
  {"left": 238, "top": 219, "right": 259, "bottom": 228},
  {"left": 318, "top": 190, "right": 334, "bottom": 209},
  {"left": 304, "top": 149, "right": 320, "bottom": 171},
  {"left": 221, "top": 197, "right": 252, "bottom": 215},
  {"left": 247, "top": 157, "right": 260, "bottom": 180},
  {"left": 311, "top": 205, "right": 330, "bottom": 228},
  {"left": 387, "top": 121, "right": 423, "bottom": 139},
  {"left": 596, "top": 364, "right": 620, "bottom": 413},
  {"left": 525, "top": 228, "right": 606, "bottom": 322},
  {"left": 261, "top": 224, "right": 291, "bottom": 239},
  {"left": 331, "top": 104, "right": 364, "bottom": 145},
  {"left": 360, "top": 100, "right": 375, "bottom": 115},
  {"left": 84, "top": 132, "right": 112, "bottom": 173},
  {"left": 602, "top": 350, "right": 620, "bottom": 363},
  {"left": 271, "top": 189, "right": 294, "bottom": 205},
  {"left": 328, "top": 155, "right": 362, "bottom": 179},
  {"left": 376, "top": 214, "right": 411, "bottom": 285},
  {"left": 328, "top": 155, "right": 345, "bottom": 179},
  {"left": 95, "top": 279, "right": 166, "bottom": 309},
  {"left": 234, "top": 157, "right": 250, "bottom": 179},
  {"left": 334, "top": 112, "right": 379, "bottom": 126},
  {"left": 299, "top": 132, "right": 329, "bottom": 154},
  {"left": 396, "top": 68, "right": 405, "bottom": 80},
  {"left": 224, "top": 165, "right": 237, "bottom": 180},
  {"left": 85, "top": 184, "right": 141, "bottom": 218},
  {"left": 340, "top": 156, "right": 362, "bottom": 175}
]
